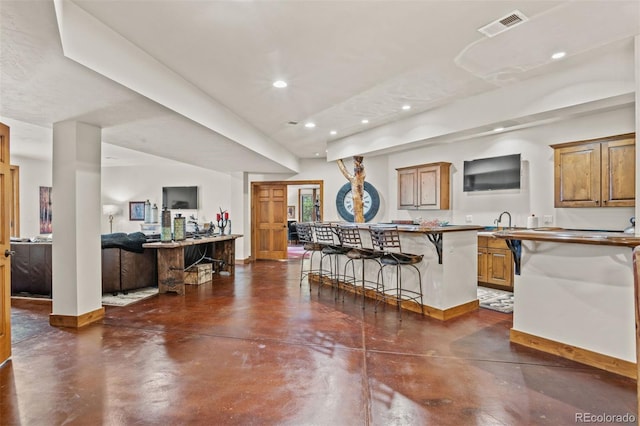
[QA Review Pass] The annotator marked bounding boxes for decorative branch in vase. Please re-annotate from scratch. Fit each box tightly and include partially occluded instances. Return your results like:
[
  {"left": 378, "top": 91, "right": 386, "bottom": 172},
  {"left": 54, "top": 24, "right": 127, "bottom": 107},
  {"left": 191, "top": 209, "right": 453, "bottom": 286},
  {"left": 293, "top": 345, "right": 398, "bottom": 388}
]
[{"left": 216, "top": 208, "right": 230, "bottom": 235}]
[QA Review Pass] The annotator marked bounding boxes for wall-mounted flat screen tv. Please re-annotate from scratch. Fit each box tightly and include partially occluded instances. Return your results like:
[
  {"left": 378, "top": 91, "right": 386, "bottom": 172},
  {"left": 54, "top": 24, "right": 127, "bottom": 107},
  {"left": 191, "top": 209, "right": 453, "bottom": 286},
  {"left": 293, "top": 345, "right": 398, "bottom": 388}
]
[
  {"left": 162, "top": 186, "right": 198, "bottom": 209},
  {"left": 463, "top": 154, "right": 521, "bottom": 192}
]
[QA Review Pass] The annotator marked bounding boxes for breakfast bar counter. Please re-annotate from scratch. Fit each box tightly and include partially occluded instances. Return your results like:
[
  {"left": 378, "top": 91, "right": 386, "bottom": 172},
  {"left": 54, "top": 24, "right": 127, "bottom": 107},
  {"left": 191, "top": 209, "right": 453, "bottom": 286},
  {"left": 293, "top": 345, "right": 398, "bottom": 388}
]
[
  {"left": 334, "top": 224, "right": 483, "bottom": 320},
  {"left": 494, "top": 228, "right": 639, "bottom": 378}
]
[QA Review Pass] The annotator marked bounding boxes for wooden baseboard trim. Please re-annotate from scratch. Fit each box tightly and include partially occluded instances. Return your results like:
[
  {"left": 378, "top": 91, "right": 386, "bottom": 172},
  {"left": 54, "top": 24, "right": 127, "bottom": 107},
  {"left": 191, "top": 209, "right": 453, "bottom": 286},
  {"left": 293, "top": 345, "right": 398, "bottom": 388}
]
[
  {"left": 236, "top": 257, "right": 252, "bottom": 264},
  {"left": 308, "top": 274, "right": 478, "bottom": 321},
  {"left": 423, "top": 299, "right": 479, "bottom": 321},
  {"left": 510, "top": 329, "right": 636, "bottom": 379},
  {"left": 49, "top": 307, "right": 105, "bottom": 328}
]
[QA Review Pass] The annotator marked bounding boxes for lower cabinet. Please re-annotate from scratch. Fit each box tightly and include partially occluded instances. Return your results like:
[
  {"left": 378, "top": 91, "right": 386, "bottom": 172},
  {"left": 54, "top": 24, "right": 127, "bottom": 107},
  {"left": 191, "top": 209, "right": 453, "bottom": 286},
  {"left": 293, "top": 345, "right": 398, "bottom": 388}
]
[{"left": 478, "top": 236, "right": 513, "bottom": 290}]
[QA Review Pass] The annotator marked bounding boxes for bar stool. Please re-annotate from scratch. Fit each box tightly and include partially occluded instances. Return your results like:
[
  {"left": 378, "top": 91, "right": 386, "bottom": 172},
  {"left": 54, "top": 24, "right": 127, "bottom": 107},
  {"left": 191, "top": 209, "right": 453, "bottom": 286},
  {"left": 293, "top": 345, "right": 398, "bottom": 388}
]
[
  {"left": 313, "top": 222, "right": 350, "bottom": 297},
  {"left": 336, "top": 224, "right": 383, "bottom": 307},
  {"left": 296, "top": 222, "right": 326, "bottom": 290},
  {"left": 369, "top": 225, "right": 424, "bottom": 319}
]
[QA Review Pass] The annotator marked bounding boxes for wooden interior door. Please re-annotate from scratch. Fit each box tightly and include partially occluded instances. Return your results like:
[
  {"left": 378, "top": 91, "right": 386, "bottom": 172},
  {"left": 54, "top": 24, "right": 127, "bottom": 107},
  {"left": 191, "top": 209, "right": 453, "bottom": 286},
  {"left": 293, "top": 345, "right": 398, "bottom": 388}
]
[
  {"left": 253, "top": 183, "right": 287, "bottom": 260},
  {"left": 0, "top": 123, "right": 12, "bottom": 365}
]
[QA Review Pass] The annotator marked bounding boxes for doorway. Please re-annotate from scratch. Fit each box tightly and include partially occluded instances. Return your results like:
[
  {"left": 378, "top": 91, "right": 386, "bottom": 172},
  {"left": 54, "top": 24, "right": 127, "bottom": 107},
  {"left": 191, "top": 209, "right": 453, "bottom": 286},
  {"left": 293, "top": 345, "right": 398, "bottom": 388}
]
[{"left": 251, "top": 180, "right": 323, "bottom": 261}]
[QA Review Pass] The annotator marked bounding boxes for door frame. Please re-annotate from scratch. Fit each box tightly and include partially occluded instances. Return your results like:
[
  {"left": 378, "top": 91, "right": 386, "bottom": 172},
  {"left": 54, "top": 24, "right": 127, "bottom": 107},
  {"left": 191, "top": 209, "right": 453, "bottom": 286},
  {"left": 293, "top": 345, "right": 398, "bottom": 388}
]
[{"left": 250, "top": 180, "right": 323, "bottom": 261}]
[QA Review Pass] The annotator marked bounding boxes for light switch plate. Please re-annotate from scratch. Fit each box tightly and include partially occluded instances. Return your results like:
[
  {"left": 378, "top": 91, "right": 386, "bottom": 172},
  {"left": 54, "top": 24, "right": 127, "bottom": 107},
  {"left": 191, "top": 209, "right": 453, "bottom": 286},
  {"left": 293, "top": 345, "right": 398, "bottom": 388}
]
[{"left": 465, "top": 215, "right": 473, "bottom": 223}]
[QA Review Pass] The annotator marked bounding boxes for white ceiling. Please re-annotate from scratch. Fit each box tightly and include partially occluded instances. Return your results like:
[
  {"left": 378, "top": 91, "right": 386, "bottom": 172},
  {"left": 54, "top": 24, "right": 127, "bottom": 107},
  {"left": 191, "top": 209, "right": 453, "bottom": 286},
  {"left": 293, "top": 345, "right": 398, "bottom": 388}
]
[{"left": 1, "top": 0, "right": 638, "bottom": 173}]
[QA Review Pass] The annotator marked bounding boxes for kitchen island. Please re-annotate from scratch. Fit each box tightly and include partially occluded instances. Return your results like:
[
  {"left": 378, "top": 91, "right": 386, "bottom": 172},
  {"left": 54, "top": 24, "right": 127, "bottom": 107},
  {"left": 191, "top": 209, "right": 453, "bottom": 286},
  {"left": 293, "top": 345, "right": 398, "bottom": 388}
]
[
  {"left": 311, "top": 224, "right": 483, "bottom": 320},
  {"left": 494, "top": 228, "right": 640, "bottom": 378}
]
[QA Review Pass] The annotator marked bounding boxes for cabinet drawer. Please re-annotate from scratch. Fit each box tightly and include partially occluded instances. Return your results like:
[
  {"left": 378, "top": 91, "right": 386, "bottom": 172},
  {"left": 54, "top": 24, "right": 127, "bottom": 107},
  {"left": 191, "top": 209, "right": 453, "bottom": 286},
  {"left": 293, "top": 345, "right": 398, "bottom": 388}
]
[{"left": 486, "top": 237, "right": 509, "bottom": 249}]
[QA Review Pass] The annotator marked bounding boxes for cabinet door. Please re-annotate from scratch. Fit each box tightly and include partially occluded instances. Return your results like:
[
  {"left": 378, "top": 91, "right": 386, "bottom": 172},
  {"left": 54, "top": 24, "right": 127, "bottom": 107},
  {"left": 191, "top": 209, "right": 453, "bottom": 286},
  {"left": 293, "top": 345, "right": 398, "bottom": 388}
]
[
  {"left": 554, "top": 142, "right": 601, "bottom": 207},
  {"left": 478, "top": 247, "right": 488, "bottom": 283},
  {"left": 416, "top": 165, "right": 439, "bottom": 209},
  {"left": 398, "top": 168, "right": 417, "bottom": 209},
  {"left": 601, "top": 137, "right": 635, "bottom": 207},
  {"left": 487, "top": 248, "right": 513, "bottom": 288},
  {"left": 416, "top": 163, "right": 450, "bottom": 210}
]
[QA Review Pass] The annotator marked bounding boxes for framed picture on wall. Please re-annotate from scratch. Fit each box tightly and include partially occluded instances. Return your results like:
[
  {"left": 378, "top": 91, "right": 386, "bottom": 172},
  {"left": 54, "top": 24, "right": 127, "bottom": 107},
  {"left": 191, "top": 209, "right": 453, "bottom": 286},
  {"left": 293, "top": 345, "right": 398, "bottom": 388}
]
[
  {"left": 287, "top": 205, "right": 295, "bottom": 220},
  {"left": 129, "top": 201, "right": 145, "bottom": 221},
  {"left": 39, "top": 186, "right": 52, "bottom": 234}
]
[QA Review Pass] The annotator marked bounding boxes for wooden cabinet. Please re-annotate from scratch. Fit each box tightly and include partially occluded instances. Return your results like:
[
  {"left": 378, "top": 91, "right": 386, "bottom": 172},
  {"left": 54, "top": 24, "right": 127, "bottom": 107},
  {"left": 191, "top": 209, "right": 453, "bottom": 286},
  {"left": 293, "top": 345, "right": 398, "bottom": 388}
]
[
  {"left": 552, "top": 133, "right": 635, "bottom": 208},
  {"left": 397, "top": 162, "right": 451, "bottom": 210},
  {"left": 478, "top": 236, "right": 513, "bottom": 290}
]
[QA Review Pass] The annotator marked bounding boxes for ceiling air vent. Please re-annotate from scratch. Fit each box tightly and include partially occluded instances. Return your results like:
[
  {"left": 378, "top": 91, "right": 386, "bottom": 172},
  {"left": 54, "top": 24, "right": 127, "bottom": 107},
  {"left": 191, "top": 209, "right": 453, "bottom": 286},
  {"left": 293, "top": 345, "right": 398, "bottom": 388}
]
[{"left": 478, "top": 10, "right": 529, "bottom": 38}]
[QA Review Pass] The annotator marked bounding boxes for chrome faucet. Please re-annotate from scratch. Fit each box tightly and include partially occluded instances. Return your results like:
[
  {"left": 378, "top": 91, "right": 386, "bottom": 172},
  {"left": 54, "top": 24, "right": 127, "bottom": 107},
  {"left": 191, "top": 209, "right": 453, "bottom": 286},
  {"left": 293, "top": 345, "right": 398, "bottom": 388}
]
[{"left": 494, "top": 211, "right": 512, "bottom": 229}]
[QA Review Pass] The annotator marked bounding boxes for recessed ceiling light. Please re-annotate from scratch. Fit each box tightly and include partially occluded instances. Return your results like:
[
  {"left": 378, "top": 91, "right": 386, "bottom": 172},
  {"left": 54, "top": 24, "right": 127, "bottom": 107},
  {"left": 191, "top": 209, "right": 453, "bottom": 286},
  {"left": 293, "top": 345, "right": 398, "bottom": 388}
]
[
  {"left": 330, "top": 130, "right": 337, "bottom": 136},
  {"left": 361, "top": 119, "right": 369, "bottom": 124},
  {"left": 273, "top": 80, "right": 288, "bottom": 88},
  {"left": 304, "top": 122, "right": 316, "bottom": 128},
  {"left": 551, "top": 51, "right": 566, "bottom": 60},
  {"left": 402, "top": 105, "right": 411, "bottom": 111},
  {"left": 493, "top": 127, "right": 504, "bottom": 132}
]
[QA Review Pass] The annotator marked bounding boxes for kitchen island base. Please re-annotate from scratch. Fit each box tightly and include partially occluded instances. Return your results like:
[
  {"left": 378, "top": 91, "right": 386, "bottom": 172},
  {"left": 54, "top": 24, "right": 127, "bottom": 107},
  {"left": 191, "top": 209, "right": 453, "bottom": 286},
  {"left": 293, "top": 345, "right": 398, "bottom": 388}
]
[{"left": 495, "top": 229, "right": 639, "bottom": 378}]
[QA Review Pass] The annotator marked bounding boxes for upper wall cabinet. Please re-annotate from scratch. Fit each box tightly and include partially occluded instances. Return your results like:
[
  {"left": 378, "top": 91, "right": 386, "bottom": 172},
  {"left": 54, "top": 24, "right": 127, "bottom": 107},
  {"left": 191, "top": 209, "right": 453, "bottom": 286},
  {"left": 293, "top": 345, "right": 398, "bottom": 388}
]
[
  {"left": 551, "top": 133, "right": 635, "bottom": 208},
  {"left": 397, "top": 162, "right": 451, "bottom": 210}
]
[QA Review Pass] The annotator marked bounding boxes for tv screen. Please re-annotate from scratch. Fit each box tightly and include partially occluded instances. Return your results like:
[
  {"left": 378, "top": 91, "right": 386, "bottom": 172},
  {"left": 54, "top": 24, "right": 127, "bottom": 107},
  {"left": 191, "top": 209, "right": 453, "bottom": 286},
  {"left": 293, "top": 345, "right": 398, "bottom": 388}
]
[
  {"left": 162, "top": 186, "right": 198, "bottom": 209},
  {"left": 463, "top": 154, "right": 521, "bottom": 192}
]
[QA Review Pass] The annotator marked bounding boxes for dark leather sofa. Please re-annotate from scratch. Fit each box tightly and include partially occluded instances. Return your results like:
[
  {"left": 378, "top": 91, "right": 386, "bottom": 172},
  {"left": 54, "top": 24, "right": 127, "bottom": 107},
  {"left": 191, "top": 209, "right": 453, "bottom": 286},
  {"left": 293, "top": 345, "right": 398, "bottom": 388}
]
[
  {"left": 10, "top": 233, "right": 157, "bottom": 296},
  {"left": 11, "top": 242, "right": 52, "bottom": 296},
  {"left": 101, "top": 232, "right": 157, "bottom": 295}
]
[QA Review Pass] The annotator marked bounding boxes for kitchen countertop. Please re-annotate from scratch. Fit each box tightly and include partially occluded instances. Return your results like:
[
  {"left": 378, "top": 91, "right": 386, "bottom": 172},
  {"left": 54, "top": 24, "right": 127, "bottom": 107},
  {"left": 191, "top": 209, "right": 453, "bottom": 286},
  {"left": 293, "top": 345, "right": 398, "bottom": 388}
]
[
  {"left": 348, "top": 223, "right": 484, "bottom": 233},
  {"left": 492, "top": 228, "right": 640, "bottom": 248}
]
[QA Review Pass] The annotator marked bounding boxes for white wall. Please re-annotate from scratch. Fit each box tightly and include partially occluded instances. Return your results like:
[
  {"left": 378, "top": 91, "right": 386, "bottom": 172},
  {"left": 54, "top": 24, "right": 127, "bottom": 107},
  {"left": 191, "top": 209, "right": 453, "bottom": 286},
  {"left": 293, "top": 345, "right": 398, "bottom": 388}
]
[
  {"left": 10, "top": 155, "right": 52, "bottom": 237},
  {"left": 8, "top": 105, "right": 637, "bottom": 255},
  {"left": 387, "top": 106, "right": 636, "bottom": 231},
  {"left": 251, "top": 156, "right": 390, "bottom": 223},
  {"left": 250, "top": 106, "right": 634, "bottom": 237},
  {"left": 10, "top": 151, "right": 234, "bottom": 237},
  {"left": 101, "top": 163, "right": 232, "bottom": 234}
]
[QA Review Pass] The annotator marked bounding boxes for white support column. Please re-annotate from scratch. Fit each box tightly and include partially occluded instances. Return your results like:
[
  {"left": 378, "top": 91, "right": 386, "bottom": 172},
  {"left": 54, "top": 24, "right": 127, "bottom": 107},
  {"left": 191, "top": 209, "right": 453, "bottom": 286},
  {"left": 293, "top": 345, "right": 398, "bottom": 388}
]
[{"left": 50, "top": 121, "right": 104, "bottom": 327}]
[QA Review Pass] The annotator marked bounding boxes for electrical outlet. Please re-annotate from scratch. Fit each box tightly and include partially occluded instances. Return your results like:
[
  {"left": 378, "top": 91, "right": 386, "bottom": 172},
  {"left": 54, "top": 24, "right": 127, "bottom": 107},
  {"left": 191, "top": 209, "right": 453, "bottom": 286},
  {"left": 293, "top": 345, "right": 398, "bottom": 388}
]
[
  {"left": 543, "top": 215, "right": 553, "bottom": 224},
  {"left": 465, "top": 215, "right": 473, "bottom": 223}
]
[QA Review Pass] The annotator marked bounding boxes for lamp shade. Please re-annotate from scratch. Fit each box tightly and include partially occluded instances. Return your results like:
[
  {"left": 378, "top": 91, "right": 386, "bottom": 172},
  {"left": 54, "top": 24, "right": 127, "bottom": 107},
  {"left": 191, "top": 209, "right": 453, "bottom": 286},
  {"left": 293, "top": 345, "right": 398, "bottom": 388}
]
[{"left": 102, "top": 204, "right": 120, "bottom": 216}]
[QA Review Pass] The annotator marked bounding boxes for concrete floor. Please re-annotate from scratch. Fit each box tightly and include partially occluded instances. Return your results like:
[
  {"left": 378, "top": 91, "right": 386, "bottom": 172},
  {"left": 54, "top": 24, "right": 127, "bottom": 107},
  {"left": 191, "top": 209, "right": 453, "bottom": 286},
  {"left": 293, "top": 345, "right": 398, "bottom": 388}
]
[{"left": 1, "top": 259, "right": 637, "bottom": 425}]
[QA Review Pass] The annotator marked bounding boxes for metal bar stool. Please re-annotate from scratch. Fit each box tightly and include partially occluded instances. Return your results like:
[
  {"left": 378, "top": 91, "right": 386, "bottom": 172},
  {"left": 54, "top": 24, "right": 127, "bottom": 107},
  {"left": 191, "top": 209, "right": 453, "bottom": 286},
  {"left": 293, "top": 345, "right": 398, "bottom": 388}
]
[
  {"left": 313, "top": 222, "right": 350, "bottom": 297},
  {"left": 369, "top": 225, "right": 424, "bottom": 319},
  {"left": 296, "top": 222, "right": 328, "bottom": 290},
  {"left": 336, "top": 224, "right": 383, "bottom": 307}
]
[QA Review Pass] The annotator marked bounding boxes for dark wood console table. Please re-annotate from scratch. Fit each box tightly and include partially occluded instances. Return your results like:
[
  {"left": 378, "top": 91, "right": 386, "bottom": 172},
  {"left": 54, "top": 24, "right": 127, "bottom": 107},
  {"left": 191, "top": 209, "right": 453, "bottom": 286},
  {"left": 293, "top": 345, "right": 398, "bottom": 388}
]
[{"left": 143, "top": 234, "right": 242, "bottom": 295}]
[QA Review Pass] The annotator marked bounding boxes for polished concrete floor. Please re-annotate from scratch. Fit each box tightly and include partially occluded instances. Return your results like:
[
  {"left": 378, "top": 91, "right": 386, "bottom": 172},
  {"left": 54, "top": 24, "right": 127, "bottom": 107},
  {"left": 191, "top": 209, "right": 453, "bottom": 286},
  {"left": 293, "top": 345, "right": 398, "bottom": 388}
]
[{"left": 1, "top": 259, "right": 637, "bottom": 425}]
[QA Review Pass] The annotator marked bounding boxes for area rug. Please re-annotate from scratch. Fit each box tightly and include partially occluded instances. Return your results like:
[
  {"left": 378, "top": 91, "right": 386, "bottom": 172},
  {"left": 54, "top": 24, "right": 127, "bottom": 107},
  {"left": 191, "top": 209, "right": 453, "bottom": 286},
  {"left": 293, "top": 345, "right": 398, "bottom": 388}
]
[
  {"left": 102, "top": 287, "right": 158, "bottom": 307},
  {"left": 288, "top": 245, "right": 306, "bottom": 259},
  {"left": 477, "top": 286, "right": 514, "bottom": 314}
]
